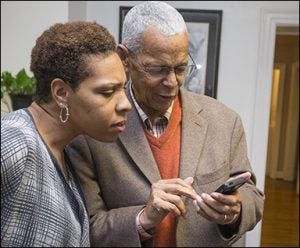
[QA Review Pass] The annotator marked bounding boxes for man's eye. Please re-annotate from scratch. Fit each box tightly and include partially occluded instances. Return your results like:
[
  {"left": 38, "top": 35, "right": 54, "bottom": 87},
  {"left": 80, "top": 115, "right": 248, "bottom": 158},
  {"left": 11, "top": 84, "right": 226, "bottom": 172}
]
[
  {"left": 147, "top": 67, "right": 167, "bottom": 74},
  {"left": 175, "top": 66, "right": 187, "bottom": 74}
]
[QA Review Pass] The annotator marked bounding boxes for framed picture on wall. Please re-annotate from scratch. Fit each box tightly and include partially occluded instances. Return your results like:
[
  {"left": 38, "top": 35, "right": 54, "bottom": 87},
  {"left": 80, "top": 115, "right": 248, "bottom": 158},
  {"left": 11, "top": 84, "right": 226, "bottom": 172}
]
[{"left": 119, "top": 7, "right": 222, "bottom": 98}]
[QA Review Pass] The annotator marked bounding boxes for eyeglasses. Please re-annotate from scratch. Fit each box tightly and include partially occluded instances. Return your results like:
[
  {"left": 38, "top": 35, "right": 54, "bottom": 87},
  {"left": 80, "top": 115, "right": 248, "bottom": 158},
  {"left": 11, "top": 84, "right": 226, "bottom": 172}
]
[{"left": 127, "top": 49, "right": 199, "bottom": 80}]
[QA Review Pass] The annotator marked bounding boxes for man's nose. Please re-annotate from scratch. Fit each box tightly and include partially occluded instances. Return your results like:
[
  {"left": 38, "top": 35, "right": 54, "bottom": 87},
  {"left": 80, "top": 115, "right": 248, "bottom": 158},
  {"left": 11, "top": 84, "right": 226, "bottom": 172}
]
[{"left": 163, "top": 70, "right": 178, "bottom": 88}]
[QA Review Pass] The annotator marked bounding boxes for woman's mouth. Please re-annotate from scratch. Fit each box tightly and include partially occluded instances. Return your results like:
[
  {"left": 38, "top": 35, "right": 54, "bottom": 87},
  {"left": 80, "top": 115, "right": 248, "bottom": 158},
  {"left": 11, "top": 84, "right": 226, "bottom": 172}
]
[{"left": 112, "top": 121, "right": 126, "bottom": 132}]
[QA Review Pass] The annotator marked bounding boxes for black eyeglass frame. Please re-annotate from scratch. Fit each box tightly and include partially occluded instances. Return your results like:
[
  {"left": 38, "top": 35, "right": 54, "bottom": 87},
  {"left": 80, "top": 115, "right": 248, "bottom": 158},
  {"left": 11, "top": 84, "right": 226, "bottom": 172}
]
[{"left": 125, "top": 45, "right": 198, "bottom": 80}]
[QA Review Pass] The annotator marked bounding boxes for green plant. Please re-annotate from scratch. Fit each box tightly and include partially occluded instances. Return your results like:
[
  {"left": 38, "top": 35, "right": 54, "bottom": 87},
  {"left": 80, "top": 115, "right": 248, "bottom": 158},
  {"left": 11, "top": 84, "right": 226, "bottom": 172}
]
[{"left": 1, "top": 69, "right": 36, "bottom": 98}]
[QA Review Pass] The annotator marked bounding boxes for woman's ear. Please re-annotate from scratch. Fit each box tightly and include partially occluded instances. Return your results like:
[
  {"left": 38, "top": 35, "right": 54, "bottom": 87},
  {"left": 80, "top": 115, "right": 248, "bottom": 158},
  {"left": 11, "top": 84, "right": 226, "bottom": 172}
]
[{"left": 51, "top": 78, "right": 69, "bottom": 106}]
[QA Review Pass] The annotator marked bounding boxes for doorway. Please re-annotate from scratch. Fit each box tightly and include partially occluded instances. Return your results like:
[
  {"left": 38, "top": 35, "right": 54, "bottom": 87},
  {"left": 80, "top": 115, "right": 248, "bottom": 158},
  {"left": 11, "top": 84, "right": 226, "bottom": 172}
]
[{"left": 260, "top": 26, "right": 299, "bottom": 247}]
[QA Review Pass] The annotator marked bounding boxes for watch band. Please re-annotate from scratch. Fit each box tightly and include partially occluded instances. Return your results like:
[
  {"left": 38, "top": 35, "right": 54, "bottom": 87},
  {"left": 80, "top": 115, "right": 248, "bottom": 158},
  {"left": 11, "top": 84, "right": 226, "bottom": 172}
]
[{"left": 136, "top": 208, "right": 155, "bottom": 240}]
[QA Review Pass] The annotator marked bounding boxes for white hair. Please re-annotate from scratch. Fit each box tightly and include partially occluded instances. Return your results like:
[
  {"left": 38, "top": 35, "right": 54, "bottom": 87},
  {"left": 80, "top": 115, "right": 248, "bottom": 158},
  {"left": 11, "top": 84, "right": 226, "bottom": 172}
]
[{"left": 122, "top": 1, "right": 187, "bottom": 54}]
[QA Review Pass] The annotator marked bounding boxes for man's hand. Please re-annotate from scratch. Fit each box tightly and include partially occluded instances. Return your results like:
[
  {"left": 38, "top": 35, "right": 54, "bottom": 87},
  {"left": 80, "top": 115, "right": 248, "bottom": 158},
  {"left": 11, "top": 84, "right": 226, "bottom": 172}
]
[
  {"left": 192, "top": 172, "right": 251, "bottom": 225},
  {"left": 140, "top": 177, "right": 197, "bottom": 230}
]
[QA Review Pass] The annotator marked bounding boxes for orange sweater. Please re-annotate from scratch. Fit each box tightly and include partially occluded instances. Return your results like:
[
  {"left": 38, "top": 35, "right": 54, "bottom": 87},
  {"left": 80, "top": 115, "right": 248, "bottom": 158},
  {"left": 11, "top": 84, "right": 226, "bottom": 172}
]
[{"left": 145, "top": 97, "right": 182, "bottom": 247}]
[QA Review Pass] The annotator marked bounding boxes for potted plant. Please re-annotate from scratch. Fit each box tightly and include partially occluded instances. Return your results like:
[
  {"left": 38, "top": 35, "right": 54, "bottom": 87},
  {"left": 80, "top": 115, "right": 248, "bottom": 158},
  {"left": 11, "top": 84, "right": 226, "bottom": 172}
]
[{"left": 1, "top": 69, "right": 36, "bottom": 111}]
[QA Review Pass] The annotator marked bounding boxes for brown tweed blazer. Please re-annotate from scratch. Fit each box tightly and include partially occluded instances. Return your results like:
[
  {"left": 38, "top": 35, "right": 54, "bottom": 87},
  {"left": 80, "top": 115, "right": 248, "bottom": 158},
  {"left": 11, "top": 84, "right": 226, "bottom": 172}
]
[{"left": 66, "top": 87, "right": 264, "bottom": 247}]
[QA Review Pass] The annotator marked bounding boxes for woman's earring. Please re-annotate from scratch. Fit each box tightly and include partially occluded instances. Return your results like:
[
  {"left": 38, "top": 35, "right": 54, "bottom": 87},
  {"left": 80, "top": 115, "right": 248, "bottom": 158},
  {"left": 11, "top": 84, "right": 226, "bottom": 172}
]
[{"left": 59, "top": 103, "right": 69, "bottom": 123}]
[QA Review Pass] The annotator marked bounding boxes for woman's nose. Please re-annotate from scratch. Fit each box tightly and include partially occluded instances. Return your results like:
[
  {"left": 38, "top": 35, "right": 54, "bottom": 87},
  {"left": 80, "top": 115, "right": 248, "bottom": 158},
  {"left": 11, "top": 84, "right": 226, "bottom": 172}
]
[{"left": 117, "top": 92, "right": 132, "bottom": 112}]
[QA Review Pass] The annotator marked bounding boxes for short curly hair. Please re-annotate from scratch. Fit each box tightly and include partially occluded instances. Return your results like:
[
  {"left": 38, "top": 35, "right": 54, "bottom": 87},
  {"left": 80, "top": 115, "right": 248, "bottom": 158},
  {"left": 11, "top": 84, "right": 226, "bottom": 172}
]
[{"left": 30, "top": 21, "right": 116, "bottom": 103}]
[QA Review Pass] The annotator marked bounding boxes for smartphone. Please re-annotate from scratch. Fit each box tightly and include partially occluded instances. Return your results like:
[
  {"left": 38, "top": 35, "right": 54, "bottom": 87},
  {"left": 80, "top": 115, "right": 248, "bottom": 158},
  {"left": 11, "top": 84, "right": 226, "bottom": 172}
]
[{"left": 215, "top": 176, "right": 248, "bottom": 195}]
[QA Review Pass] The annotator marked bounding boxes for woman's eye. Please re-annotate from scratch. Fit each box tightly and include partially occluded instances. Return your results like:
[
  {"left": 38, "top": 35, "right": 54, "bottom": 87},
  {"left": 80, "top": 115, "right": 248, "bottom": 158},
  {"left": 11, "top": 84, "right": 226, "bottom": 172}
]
[
  {"left": 98, "top": 85, "right": 126, "bottom": 97},
  {"left": 101, "top": 90, "right": 114, "bottom": 97}
]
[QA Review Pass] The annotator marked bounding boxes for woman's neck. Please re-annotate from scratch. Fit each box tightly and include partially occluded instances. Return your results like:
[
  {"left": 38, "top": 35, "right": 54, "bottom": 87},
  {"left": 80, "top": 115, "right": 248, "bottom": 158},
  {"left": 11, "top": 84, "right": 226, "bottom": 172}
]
[
  {"left": 28, "top": 101, "right": 76, "bottom": 179},
  {"left": 27, "top": 101, "right": 75, "bottom": 155}
]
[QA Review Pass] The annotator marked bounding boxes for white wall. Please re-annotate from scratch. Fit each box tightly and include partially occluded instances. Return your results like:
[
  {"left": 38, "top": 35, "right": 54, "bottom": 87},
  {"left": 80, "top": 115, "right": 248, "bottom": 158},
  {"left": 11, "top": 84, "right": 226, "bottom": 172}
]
[
  {"left": 1, "top": 1, "right": 68, "bottom": 75},
  {"left": 1, "top": 1, "right": 299, "bottom": 246}
]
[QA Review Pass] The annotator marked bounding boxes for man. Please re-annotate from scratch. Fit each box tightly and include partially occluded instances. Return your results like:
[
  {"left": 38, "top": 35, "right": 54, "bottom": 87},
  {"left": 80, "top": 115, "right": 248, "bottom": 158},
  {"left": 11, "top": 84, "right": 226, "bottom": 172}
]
[{"left": 66, "top": 1, "right": 264, "bottom": 247}]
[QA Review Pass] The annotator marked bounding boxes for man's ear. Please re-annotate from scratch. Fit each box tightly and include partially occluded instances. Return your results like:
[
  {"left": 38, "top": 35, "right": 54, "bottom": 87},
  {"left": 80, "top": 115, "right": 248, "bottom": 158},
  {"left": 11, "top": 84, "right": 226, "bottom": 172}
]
[
  {"left": 51, "top": 78, "right": 69, "bottom": 106},
  {"left": 116, "top": 44, "right": 129, "bottom": 65}
]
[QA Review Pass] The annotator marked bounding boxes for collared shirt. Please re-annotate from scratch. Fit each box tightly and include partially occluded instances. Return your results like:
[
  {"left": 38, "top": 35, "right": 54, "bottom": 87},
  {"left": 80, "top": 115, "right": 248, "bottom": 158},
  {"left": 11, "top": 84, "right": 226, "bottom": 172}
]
[{"left": 129, "top": 82, "right": 173, "bottom": 138}]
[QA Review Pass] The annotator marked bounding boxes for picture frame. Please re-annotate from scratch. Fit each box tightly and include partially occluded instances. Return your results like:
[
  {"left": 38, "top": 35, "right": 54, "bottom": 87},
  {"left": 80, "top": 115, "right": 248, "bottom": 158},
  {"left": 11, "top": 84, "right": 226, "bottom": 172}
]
[{"left": 119, "top": 7, "right": 222, "bottom": 98}]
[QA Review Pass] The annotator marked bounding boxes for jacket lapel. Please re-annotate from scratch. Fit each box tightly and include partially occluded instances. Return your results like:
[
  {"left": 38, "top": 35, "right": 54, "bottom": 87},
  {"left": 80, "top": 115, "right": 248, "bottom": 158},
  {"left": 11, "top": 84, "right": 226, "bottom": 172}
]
[
  {"left": 119, "top": 86, "right": 208, "bottom": 184},
  {"left": 119, "top": 87, "right": 161, "bottom": 184},
  {"left": 179, "top": 89, "right": 208, "bottom": 180}
]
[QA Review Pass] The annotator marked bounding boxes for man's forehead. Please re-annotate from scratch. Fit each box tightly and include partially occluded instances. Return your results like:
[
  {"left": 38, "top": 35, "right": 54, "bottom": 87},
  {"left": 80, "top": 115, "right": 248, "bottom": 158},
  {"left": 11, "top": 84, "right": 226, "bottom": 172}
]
[{"left": 141, "top": 28, "right": 188, "bottom": 53}]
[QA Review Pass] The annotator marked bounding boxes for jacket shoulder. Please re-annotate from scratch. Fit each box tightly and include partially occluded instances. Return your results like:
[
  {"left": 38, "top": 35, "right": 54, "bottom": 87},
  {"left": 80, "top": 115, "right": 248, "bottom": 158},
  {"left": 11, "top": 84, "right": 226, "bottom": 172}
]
[{"left": 183, "top": 90, "right": 239, "bottom": 120}]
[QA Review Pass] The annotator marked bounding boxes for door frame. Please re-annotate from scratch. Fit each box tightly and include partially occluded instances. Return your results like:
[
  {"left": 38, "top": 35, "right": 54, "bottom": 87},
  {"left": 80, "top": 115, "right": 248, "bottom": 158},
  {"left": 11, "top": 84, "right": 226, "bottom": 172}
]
[{"left": 246, "top": 6, "right": 299, "bottom": 247}]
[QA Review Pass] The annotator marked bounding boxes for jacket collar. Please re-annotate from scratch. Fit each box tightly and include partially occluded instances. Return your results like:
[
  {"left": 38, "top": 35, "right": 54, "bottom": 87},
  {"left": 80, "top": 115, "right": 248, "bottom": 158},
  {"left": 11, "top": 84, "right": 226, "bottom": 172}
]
[{"left": 119, "top": 86, "right": 208, "bottom": 184}]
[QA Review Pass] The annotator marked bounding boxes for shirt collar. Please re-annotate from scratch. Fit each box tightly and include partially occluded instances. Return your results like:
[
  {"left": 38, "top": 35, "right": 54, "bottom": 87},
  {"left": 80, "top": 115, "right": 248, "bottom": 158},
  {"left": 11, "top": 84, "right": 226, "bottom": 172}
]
[{"left": 129, "top": 81, "right": 174, "bottom": 126}]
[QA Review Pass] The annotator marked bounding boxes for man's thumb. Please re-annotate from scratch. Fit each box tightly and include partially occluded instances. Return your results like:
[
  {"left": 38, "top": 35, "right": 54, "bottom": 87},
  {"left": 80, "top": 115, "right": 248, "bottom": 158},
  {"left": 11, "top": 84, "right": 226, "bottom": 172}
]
[{"left": 184, "top": 176, "right": 194, "bottom": 185}]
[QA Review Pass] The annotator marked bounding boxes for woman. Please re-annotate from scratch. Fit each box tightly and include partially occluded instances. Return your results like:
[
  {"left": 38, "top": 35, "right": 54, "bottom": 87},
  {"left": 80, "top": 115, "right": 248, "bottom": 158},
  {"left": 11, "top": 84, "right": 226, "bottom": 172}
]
[{"left": 1, "top": 21, "right": 131, "bottom": 247}]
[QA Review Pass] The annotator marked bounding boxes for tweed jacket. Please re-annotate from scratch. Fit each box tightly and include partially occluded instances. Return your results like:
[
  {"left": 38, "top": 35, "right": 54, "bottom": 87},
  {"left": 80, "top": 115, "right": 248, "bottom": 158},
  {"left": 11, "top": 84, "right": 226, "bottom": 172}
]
[{"left": 66, "top": 87, "right": 264, "bottom": 247}]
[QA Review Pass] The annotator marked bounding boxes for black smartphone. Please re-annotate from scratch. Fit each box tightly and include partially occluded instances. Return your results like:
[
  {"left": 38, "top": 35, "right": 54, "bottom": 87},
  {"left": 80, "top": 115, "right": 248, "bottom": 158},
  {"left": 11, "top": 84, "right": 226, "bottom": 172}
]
[{"left": 215, "top": 176, "right": 248, "bottom": 195}]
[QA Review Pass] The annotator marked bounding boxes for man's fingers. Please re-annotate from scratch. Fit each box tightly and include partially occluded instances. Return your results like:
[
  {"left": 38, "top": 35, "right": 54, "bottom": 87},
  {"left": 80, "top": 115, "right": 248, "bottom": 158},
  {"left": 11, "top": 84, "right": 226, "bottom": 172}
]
[
  {"left": 152, "top": 178, "right": 197, "bottom": 200},
  {"left": 183, "top": 176, "right": 194, "bottom": 185}
]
